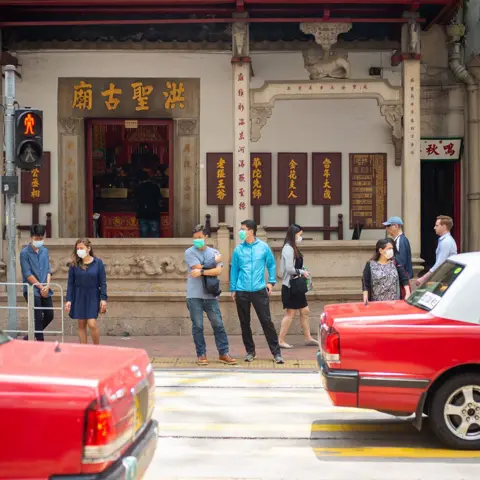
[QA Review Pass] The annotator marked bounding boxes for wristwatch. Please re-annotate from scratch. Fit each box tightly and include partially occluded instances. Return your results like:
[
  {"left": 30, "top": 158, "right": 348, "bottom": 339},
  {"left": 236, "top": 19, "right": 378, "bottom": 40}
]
[{"left": 200, "top": 269, "right": 205, "bottom": 275}]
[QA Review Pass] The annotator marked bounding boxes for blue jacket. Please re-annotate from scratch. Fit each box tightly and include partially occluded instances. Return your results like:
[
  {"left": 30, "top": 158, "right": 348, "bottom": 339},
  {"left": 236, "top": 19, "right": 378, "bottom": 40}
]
[
  {"left": 230, "top": 239, "right": 276, "bottom": 292},
  {"left": 395, "top": 234, "right": 414, "bottom": 279}
]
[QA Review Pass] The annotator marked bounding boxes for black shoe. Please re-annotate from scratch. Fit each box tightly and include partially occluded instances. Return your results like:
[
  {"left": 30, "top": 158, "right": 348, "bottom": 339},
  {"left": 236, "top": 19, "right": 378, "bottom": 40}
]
[
  {"left": 274, "top": 355, "right": 285, "bottom": 364},
  {"left": 244, "top": 352, "right": 257, "bottom": 362}
]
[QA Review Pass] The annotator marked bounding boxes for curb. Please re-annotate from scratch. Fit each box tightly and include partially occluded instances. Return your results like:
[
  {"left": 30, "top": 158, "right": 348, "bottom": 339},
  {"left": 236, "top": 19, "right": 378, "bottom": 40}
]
[{"left": 150, "top": 357, "right": 318, "bottom": 370}]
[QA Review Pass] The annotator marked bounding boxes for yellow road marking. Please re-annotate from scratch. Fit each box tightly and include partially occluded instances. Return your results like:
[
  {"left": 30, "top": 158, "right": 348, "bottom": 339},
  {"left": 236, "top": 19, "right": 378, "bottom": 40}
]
[
  {"left": 156, "top": 390, "right": 327, "bottom": 400},
  {"left": 158, "top": 422, "right": 413, "bottom": 432},
  {"left": 157, "top": 405, "right": 382, "bottom": 414},
  {"left": 313, "top": 447, "right": 480, "bottom": 458}
]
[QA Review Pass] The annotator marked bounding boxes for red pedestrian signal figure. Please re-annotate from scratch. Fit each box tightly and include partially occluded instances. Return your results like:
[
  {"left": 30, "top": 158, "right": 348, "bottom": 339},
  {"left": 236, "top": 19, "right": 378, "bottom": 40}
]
[{"left": 23, "top": 113, "right": 35, "bottom": 135}]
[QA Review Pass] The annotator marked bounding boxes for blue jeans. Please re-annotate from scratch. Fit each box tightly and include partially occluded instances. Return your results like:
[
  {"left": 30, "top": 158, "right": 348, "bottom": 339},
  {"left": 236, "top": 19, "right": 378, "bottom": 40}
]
[
  {"left": 186, "top": 298, "right": 229, "bottom": 357},
  {"left": 139, "top": 219, "right": 160, "bottom": 238}
]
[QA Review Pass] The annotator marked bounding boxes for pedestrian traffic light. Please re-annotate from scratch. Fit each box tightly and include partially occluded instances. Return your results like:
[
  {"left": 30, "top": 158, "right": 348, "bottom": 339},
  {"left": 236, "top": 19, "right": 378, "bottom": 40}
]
[{"left": 14, "top": 109, "right": 43, "bottom": 170}]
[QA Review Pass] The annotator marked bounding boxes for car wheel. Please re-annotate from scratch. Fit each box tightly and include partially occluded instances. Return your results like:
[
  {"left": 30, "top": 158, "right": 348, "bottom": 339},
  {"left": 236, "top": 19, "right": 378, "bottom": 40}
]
[{"left": 429, "top": 373, "right": 480, "bottom": 450}]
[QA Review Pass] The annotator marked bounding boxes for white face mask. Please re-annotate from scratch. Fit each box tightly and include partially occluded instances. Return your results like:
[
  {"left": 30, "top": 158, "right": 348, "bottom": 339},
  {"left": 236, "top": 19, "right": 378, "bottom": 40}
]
[
  {"left": 384, "top": 249, "right": 394, "bottom": 260},
  {"left": 77, "top": 249, "right": 88, "bottom": 259},
  {"left": 32, "top": 240, "right": 44, "bottom": 248},
  {"left": 296, "top": 236, "right": 303, "bottom": 244}
]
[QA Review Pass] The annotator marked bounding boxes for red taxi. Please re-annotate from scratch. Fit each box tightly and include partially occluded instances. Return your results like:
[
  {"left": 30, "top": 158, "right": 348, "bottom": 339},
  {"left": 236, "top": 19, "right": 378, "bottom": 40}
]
[
  {"left": 0, "top": 333, "right": 157, "bottom": 479},
  {"left": 319, "top": 253, "right": 480, "bottom": 449}
]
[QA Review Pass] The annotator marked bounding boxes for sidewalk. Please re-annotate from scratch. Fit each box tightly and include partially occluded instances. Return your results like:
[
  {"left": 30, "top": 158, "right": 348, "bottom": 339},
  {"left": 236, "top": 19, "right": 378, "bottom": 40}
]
[{"left": 50, "top": 334, "right": 320, "bottom": 370}]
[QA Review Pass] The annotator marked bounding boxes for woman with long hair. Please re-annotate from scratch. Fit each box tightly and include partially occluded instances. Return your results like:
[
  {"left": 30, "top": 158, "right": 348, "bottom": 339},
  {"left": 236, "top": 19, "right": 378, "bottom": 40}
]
[
  {"left": 65, "top": 238, "right": 107, "bottom": 345},
  {"left": 278, "top": 224, "right": 318, "bottom": 349},
  {"left": 362, "top": 237, "right": 411, "bottom": 303}
]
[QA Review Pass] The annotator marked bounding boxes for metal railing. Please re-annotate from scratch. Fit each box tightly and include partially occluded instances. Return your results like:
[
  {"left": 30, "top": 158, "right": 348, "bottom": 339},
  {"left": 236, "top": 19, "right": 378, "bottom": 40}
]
[{"left": 0, "top": 282, "right": 65, "bottom": 341}]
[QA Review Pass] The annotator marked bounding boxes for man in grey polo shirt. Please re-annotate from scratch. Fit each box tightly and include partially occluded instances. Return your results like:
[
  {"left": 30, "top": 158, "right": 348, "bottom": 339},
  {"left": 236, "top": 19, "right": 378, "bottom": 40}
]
[{"left": 184, "top": 224, "right": 236, "bottom": 366}]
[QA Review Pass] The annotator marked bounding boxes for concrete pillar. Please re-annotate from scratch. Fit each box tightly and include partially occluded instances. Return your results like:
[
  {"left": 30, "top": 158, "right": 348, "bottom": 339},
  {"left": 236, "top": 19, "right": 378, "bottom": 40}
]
[
  {"left": 401, "top": 18, "right": 423, "bottom": 270},
  {"left": 232, "top": 16, "right": 252, "bottom": 242},
  {"left": 467, "top": 83, "right": 480, "bottom": 251},
  {"left": 216, "top": 223, "right": 231, "bottom": 285},
  {"left": 0, "top": 33, "right": 5, "bottom": 272}
]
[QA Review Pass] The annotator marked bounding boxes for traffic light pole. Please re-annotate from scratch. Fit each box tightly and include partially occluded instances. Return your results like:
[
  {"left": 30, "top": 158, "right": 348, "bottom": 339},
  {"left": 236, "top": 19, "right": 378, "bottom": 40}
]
[{"left": 4, "top": 65, "right": 18, "bottom": 336}]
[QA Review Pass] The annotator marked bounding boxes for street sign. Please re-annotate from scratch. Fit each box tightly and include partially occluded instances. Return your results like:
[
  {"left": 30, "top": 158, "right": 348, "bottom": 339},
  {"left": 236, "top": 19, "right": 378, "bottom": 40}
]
[{"left": 14, "top": 109, "right": 43, "bottom": 170}]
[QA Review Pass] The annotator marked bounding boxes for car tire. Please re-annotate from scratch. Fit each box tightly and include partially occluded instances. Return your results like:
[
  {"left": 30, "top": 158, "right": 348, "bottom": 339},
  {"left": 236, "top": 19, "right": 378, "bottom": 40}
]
[{"left": 429, "top": 373, "right": 480, "bottom": 450}]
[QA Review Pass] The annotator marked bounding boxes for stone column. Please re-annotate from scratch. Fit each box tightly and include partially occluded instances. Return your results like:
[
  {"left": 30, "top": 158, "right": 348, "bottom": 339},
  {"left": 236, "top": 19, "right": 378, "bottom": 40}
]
[
  {"left": 401, "top": 17, "right": 422, "bottom": 270},
  {"left": 174, "top": 119, "right": 200, "bottom": 236},
  {"left": 58, "top": 118, "right": 84, "bottom": 238},
  {"left": 232, "top": 16, "right": 252, "bottom": 242},
  {"left": 0, "top": 34, "right": 5, "bottom": 276}
]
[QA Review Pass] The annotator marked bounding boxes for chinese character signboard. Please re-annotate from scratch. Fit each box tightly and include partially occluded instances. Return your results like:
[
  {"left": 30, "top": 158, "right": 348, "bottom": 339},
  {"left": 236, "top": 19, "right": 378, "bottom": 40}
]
[
  {"left": 206, "top": 153, "right": 233, "bottom": 205},
  {"left": 312, "top": 153, "right": 342, "bottom": 205},
  {"left": 250, "top": 153, "right": 272, "bottom": 206},
  {"left": 21, "top": 152, "right": 51, "bottom": 204},
  {"left": 420, "top": 138, "right": 463, "bottom": 161},
  {"left": 277, "top": 153, "right": 308, "bottom": 205},
  {"left": 59, "top": 78, "right": 199, "bottom": 118},
  {"left": 349, "top": 153, "right": 387, "bottom": 229}
]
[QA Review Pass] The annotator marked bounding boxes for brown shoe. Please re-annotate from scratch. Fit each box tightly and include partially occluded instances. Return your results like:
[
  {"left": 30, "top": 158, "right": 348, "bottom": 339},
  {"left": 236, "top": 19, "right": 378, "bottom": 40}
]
[
  {"left": 219, "top": 354, "right": 237, "bottom": 365},
  {"left": 197, "top": 355, "right": 208, "bottom": 366}
]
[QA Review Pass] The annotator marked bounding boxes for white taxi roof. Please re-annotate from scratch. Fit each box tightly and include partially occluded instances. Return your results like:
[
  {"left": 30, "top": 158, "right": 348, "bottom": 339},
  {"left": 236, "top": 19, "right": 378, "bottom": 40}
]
[
  {"left": 448, "top": 252, "right": 480, "bottom": 268},
  {"left": 430, "top": 253, "right": 480, "bottom": 325}
]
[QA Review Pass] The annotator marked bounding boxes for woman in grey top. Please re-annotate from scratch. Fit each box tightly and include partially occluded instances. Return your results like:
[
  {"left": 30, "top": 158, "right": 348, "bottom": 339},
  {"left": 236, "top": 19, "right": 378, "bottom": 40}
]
[
  {"left": 362, "top": 238, "right": 411, "bottom": 303},
  {"left": 278, "top": 224, "right": 318, "bottom": 349}
]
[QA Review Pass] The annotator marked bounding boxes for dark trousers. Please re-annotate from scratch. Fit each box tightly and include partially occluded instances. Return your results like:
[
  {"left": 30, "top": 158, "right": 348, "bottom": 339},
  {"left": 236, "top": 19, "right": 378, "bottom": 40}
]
[
  {"left": 23, "top": 294, "right": 54, "bottom": 341},
  {"left": 235, "top": 289, "right": 280, "bottom": 356}
]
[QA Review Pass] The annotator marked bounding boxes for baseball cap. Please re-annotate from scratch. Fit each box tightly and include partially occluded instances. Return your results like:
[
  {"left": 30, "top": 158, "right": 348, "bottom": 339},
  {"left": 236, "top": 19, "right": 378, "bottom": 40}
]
[{"left": 383, "top": 216, "right": 404, "bottom": 226}]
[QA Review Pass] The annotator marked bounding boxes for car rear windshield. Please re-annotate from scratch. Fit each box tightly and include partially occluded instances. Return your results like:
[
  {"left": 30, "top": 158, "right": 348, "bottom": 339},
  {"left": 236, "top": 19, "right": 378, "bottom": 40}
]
[{"left": 407, "top": 261, "right": 464, "bottom": 312}]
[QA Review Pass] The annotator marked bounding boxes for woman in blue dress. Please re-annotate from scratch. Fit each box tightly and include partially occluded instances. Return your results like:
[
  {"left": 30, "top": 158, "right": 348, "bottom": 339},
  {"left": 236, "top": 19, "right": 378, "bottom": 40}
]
[{"left": 65, "top": 238, "right": 107, "bottom": 345}]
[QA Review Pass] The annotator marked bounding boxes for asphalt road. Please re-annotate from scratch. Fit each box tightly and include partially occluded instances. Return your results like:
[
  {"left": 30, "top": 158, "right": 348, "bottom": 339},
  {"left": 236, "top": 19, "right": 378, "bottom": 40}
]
[{"left": 144, "top": 369, "right": 480, "bottom": 480}]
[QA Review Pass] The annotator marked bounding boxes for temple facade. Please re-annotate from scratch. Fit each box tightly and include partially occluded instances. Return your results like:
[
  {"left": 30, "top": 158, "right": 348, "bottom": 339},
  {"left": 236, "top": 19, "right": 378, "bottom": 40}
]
[{"left": 0, "top": 0, "right": 476, "bottom": 335}]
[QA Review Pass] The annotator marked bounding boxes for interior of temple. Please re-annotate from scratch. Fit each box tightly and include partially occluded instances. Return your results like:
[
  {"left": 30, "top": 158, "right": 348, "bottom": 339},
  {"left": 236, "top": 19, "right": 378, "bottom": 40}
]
[{"left": 87, "top": 120, "right": 172, "bottom": 238}]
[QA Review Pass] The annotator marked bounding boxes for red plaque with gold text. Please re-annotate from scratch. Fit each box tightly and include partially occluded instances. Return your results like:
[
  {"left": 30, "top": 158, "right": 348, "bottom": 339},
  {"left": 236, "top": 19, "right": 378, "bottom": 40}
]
[
  {"left": 312, "top": 152, "right": 342, "bottom": 205},
  {"left": 277, "top": 153, "right": 307, "bottom": 205},
  {"left": 250, "top": 153, "right": 272, "bottom": 206},
  {"left": 206, "top": 153, "right": 233, "bottom": 205},
  {"left": 20, "top": 153, "right": 51, "bottom": 204}
]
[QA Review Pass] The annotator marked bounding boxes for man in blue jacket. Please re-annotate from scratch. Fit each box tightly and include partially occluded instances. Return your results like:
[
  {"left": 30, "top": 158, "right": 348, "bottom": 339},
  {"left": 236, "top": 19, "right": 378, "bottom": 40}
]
[
  {"left": 383, "top": 216, "right": 414, "bottom": 279},
  {"left": 230, "top": 219, "right": 284, "bottom": 364}
]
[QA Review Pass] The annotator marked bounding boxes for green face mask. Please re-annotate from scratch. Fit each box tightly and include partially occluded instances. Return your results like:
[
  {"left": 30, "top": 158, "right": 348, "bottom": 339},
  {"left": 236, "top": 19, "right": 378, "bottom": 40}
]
[
  {"left": 239, "top": 230, "right": 247, "bottom": 241},
  {"left": 193, "top": 238, "right": 205, "bottom": 249}
]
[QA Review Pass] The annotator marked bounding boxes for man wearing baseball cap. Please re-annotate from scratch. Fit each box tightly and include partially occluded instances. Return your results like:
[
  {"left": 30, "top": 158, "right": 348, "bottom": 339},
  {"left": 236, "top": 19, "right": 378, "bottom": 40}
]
[{"left": 383, "top": 216, "right": 414, "bottom": 279}]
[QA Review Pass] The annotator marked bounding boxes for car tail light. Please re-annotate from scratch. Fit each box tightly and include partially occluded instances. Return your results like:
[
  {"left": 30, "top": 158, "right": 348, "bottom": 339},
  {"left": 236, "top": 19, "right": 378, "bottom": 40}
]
[
  {"left": 321, "top": 328, "right": 341, "bottom": 363},
  {"left": 82, "top": 396, "right": 135, "bottom": 469},
  {"left": 84, "top": 405, "right": 116, "bottom": 447}
]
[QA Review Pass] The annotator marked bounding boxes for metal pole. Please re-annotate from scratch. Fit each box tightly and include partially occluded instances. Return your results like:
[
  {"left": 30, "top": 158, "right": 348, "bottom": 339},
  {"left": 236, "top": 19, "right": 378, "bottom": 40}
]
[
  {"left": 27, "top": 285, "right": 34, "bottom": 341},
  {"left": 4, "top": 65, "right": 18, "bottom": 337}
]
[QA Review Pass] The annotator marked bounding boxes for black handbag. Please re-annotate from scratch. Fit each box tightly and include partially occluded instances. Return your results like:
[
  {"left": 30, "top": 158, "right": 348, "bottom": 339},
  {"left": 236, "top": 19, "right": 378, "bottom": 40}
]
[{"left": 290, "top": 274, "right": 308, "bottom": 295}]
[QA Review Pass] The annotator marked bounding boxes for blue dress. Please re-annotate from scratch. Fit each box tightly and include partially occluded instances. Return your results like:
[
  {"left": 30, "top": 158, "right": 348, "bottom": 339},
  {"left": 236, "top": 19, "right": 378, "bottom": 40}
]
[{"left": 66, "top": 257, "right": 108, "bottom": 320}]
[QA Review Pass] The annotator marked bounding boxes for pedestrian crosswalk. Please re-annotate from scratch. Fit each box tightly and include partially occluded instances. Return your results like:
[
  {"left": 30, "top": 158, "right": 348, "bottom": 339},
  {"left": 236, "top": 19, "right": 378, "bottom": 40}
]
[{"left": 144, "top": 370, "right": 480, "bottom": 480}]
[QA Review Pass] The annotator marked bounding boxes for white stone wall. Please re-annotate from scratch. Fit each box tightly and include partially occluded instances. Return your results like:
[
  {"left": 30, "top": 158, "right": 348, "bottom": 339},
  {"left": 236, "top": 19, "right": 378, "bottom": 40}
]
[{"left": 13, "top": 49, "right": 405, "bottom": 239}]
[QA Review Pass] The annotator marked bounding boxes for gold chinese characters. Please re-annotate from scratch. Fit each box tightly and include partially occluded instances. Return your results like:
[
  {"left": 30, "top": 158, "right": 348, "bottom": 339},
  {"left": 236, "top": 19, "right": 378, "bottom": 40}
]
[
  {"left": 216, "top": 158, "right": 227, "bottom": 201},
  {"left": 252, "top": 157, "right": 263, "bottom": 200},
  {"left": 287, "top": 159, "right": 298, "bottom": 199},
  {"left": 72, "top": 80, "right": 186, "bottom": 112},
  {"left": 72, "top": 81, "right": 93, "bottom": 111},
  {"left": 31, "top": 168, "right": 41, "bottom": 199},
  {"left": 322, "top": 158, "right": 332, "bottom": 200},
  {"left": 131, "top": 82, "right": 153, "bottom": 111}
]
